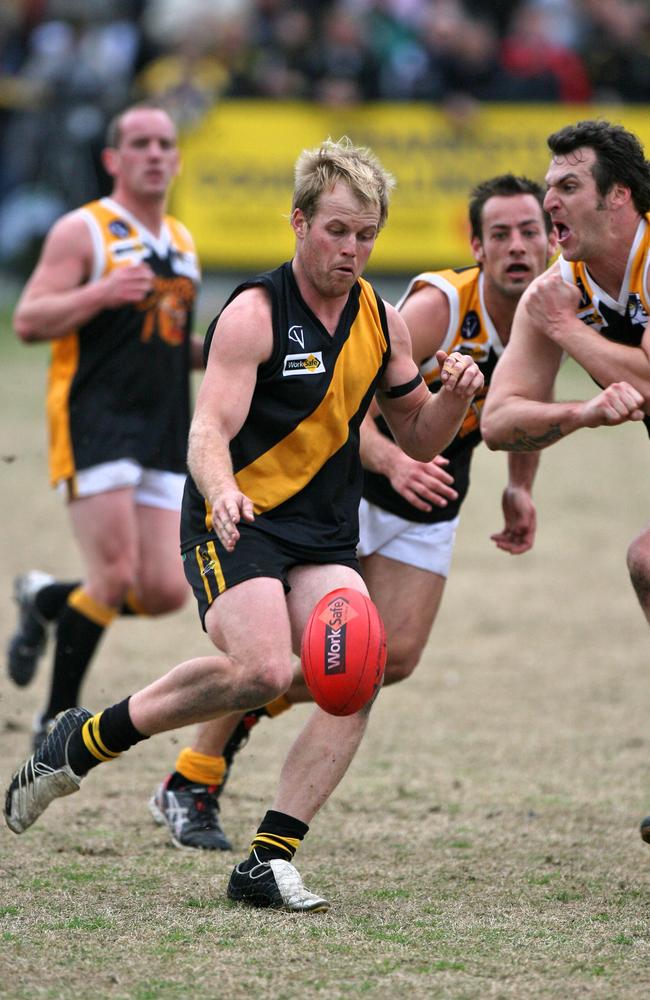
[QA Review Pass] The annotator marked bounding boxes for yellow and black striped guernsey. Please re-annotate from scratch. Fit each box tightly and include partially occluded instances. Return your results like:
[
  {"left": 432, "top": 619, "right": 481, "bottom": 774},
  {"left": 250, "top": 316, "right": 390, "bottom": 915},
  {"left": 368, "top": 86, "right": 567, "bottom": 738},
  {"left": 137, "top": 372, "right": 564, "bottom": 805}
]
[
  {"left": 181, "top": 261, "right": 391, "bottom": 552},
  {"left": 47, "top": 197, "right": 199, "bottom": 492}
]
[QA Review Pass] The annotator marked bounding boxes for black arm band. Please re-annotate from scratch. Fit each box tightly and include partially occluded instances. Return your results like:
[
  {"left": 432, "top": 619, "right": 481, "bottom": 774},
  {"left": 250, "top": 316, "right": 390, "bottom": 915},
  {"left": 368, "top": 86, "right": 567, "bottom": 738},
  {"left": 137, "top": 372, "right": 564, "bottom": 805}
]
[{"left": 381, "top": 372, "right": 424, "bottom": 399}]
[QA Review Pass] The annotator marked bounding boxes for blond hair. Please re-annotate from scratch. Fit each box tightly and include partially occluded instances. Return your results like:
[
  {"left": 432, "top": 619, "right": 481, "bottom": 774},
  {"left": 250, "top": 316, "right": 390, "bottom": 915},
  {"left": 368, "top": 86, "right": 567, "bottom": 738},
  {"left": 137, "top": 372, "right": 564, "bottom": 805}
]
[{"left": 292, "top": 137, "right": 395, "bottom": 231}]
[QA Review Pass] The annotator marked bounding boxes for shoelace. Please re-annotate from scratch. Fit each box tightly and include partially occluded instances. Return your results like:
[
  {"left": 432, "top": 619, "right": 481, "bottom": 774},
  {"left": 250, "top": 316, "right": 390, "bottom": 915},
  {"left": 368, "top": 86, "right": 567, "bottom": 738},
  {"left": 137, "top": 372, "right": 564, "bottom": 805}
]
[{"left": 188, "top": 788, "right": 221, "bottom": 829}]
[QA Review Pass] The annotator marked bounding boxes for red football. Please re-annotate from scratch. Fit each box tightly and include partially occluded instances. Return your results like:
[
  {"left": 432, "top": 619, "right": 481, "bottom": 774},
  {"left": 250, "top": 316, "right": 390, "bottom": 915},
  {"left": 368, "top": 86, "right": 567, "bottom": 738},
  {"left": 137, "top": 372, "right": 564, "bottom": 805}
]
[{"left": 300, "top": 588, "right": 387, "bottom": 716}]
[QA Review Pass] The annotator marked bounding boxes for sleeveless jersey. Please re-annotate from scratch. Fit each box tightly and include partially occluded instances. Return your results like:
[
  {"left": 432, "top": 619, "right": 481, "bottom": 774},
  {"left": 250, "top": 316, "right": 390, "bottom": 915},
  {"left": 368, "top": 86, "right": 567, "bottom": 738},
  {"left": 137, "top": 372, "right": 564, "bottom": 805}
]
[
  {"left": 363, "top": 265, "right": 504, "bottom": 523},
  {"left": 558, "top": 215, "right": 650, "bottom": 437},
  {"left": 47, "top": 196, "right": 200, "bottom": 488},
  {"left": 181, "top": 261, "right": 391, "bottom": 552}
]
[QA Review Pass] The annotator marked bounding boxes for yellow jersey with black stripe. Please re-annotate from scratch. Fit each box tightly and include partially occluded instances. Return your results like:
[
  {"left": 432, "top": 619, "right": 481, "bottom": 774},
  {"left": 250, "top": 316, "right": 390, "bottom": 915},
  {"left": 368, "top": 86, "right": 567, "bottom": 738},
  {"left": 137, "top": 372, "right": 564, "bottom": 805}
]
[
  {"left": 558, "top": 216, "right": 650, "bottom": 437},
  {"left": 47, "top": 196, "right": 200, "bottom": 488},
  {"left": 364, "top": 265, "right": 504, "bottom": 523},
  {"left": 181, "top": 261, "right": 390, "bottom": 552}
]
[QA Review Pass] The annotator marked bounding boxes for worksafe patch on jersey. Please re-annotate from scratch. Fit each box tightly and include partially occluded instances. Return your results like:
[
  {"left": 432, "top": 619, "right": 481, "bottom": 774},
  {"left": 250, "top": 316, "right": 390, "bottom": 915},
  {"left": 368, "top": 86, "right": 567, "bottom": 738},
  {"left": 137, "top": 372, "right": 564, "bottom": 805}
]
[{"left": 282, "top": 351, "right": 325, "bottom": 376}]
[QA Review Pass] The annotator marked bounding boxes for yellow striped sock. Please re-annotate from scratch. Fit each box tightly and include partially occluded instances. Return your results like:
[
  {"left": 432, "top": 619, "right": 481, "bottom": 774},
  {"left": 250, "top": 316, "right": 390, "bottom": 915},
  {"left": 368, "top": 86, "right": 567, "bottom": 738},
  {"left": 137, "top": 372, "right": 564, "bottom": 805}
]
[
  {"left": 175, "top": 747, "right": 227, "bottom": 786},
  {"left": 68, "top": 588, "right": 118, "bottom": 628},
  {"left": 251, "top": 833, "right": 301, "bottom": 860},
  {"left": 81, "top": 714, "right": 121, "bottom": 763},
  {"left": 264, "top": 694, "right": 292, "bottom": 717}
]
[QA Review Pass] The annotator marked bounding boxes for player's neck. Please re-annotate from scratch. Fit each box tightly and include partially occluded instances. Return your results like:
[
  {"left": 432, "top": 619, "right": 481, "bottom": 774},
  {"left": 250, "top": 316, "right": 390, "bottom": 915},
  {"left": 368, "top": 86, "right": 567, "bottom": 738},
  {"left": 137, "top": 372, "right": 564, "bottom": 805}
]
[
  {"left": 482, "top": 283, "right": 518, "bottom": 346},
  {"left": 292, "top": 262, "right": 350, "bottom": 336},
  {"left": 583, "top": 212, "right": 643, "bottom": 299},
  {"left": 109, "top": 190, "right": 167, "bottom": 238}
]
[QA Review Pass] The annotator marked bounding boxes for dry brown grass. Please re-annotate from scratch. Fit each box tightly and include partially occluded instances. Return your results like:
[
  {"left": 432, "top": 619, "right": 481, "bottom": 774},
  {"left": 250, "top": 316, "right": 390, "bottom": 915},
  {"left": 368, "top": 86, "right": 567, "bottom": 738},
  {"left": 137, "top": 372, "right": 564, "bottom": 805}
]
[{"left": 1, "top": 332, "right": 650, "bottom": 999}]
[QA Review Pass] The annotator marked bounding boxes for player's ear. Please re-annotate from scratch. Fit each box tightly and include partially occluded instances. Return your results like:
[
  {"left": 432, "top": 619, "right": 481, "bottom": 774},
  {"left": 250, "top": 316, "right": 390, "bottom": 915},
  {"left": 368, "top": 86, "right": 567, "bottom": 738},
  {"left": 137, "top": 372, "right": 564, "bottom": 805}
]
[
  {"left": 471, "top": 236, "right": 485, "bottom": 263},
  {"left": 608, "top": 182, "right": 632, "bottom": 211},
  {"left": 291, "top": 208, "right": 308, "bottom": 238},
  {"left": 101, "top": 147, "right": 118, "bottom": 178}
]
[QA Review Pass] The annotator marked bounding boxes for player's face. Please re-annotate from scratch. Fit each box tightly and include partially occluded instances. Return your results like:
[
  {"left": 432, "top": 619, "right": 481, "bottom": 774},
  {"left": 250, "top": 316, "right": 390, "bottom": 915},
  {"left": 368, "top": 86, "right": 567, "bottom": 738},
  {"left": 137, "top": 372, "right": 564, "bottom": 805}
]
[
  {"left": 292, "top": 181, "right": 380, "bottom": 298},
  {"left": 107, "top": 108, "right": 180, "bottom": 200},
  {"left": 543, "top": 147, "right": 610, "bottom": 261},
  {"left": 472, "top": 193, "right": 552, "bottom": 300}
]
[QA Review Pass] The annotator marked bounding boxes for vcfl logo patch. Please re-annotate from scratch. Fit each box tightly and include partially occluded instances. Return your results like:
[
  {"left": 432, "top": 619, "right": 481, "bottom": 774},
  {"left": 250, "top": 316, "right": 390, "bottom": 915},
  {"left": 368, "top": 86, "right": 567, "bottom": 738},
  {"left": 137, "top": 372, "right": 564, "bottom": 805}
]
[{"left": 318, "top": 595, "right": 359, "bottom": 675}]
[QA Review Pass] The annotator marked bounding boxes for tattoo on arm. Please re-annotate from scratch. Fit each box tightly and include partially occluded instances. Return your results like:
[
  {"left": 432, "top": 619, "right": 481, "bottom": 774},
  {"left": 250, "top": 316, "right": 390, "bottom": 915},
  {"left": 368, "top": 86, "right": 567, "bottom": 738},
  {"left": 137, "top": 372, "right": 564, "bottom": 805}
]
[{"left": 500, "top": 425, "right": 564, "bottom": 452}]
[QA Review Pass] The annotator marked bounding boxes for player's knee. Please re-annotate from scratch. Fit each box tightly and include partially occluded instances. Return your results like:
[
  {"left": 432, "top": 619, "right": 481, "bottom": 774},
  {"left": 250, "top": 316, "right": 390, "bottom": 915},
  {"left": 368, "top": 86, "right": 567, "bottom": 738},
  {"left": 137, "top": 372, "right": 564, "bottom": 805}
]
[
  {"left": 139, "top": 580, "right": 188, "bottom": 616},
  {"left": 383, "top": 641, "right": 422, "bottom": 685},
  {"left": 91, "top": 563, "right": 136, "bottom": 608},
  {"left": 627, "top": 534, "right": 650, "bottom": 605},
  {"left": 248, "top": 658, "right": 294, "bottom": 705}
]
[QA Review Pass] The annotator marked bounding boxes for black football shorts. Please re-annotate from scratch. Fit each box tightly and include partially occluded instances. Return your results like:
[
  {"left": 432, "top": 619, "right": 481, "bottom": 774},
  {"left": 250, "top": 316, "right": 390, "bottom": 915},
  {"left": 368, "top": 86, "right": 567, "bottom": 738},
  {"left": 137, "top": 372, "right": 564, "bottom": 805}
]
[{"left": 182, "top": 522, "right": 360, "bottom": 628}]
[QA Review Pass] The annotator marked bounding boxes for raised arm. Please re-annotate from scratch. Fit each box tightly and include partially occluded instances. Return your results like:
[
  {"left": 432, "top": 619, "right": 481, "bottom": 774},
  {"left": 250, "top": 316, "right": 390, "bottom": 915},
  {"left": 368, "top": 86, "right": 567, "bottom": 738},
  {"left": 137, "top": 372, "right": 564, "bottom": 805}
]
[
  {"left": 376, "top": 302, "right": 484, "bottom": 460},
  {"left": 526, "top": 268, "right": 650, "bottom": 403},
  {"left": 13, "top": 212, "right": 155, "bottom": 343},
  {"left": 481, "top": 266, "right": 646, "bottom": 452},
  {"left": 360, "top": 283, "right": 458, "bottom": 512},
  {"left": 187, "top": 287, "right": 273, "bottom": 551}
]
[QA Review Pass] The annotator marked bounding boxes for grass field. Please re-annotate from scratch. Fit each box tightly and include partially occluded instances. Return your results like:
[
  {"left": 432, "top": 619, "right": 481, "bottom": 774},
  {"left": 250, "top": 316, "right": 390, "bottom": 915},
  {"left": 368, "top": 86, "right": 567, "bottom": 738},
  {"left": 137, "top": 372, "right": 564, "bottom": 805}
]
[{"left": 1, "top": 299, "right": 650, "bottom": 999}]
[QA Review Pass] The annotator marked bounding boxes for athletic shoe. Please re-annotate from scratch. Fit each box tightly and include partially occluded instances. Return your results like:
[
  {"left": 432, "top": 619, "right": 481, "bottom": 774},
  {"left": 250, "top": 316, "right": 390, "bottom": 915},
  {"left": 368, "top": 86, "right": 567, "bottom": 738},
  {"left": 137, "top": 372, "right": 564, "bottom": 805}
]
[
  {"left": 149, "top": 777, "right": 232, "bottom": 851},
  {"left": 4, "top": 707, "right": 91, "bottom": 834},
  {"left": 227, "top": 850, "right": 330, "bottom": 912},
  {"left": 7, "top": 570, "right": 54, "bottom": 686},
  {"left": 32, "top": 712, "right": 56, "bottom": 751},
  {"left": 640, "top": 815, "right": 650, "bottom": 843}
]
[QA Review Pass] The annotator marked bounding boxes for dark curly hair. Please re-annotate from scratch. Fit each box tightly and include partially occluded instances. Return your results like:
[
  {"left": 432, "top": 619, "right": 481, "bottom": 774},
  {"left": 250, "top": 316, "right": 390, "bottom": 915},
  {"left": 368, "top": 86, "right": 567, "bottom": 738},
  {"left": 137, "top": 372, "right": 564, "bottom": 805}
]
[
  {"left": 547, "top": 120, "right": 650, "bottom": 215},
  {"left": 469, "top": 174, "right": 551, "bottom": 241}
]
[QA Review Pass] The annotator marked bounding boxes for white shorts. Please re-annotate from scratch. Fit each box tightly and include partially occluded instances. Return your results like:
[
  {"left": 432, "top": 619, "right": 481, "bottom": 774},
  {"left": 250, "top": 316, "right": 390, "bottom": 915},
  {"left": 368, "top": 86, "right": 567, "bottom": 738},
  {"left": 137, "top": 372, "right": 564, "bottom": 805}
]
[
  {"left": 357, "top": 498, "right": 460, "bottom": 578},
  {"left": 57, "top": 459, "right": 186, "bottom": 511}
]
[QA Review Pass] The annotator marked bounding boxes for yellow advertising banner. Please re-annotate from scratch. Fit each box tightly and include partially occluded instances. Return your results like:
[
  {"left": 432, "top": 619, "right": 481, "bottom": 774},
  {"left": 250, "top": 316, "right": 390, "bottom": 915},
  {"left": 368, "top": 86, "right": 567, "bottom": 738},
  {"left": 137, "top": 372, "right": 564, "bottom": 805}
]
[{"left": 172, "top": 102, "right": 650, "bottom": 272}]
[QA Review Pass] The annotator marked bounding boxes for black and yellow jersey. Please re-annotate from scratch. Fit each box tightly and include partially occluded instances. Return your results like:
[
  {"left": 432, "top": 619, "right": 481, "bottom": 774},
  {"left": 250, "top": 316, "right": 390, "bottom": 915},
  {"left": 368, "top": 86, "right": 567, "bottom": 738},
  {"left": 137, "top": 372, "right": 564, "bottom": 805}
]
[
  {"left": 181, "top": 261, "right": 391, "bottom": 552},
  {"left": 47, "top": 197, "right": 200, "bottom": 490},
  {"left": 363, "top": 265, "right": 504, "bottom": 524},
  {"left": 559, "top": 216, "right": 650, "bottom": 436}
]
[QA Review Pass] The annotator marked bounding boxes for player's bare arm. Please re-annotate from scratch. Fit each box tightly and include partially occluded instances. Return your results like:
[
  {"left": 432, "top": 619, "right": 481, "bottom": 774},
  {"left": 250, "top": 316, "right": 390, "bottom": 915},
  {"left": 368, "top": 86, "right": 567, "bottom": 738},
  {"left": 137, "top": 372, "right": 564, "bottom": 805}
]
[
  {"left": 377, "top": 303, "right": 484, "bottom": 460},
  {"left": 13, "top": 212, "right": 155, "bottom": 342},
  {"left": 482, "top": 280, "right": 646, "bottom": 452},
  {"left": 187, "top": 288, "right": 273, "bottom": 550},
  {"left": 526, "top": 267, "right": 650, "bottom": 406},
  {"left": 490, "top": 451, "right": 539, "bottom": 554},
  {"left": 189, "top": 335, "right": 207, "bottom": 370},
  {"left": 360, "top": 285, "right": 458, "bottom": 511},
  {"left": 360, "top": 406, "right": 457, "bottom": 513}
]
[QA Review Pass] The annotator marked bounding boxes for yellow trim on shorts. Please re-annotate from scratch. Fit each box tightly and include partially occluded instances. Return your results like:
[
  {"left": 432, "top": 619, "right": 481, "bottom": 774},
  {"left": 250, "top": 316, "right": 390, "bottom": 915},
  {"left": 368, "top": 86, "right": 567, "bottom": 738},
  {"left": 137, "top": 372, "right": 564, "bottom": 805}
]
[
  {"left": 206, "top": 540, "right": 226, "bottom": 594},
  {"left": 195, "top": 540, "right": 226, "bottom": 604}
]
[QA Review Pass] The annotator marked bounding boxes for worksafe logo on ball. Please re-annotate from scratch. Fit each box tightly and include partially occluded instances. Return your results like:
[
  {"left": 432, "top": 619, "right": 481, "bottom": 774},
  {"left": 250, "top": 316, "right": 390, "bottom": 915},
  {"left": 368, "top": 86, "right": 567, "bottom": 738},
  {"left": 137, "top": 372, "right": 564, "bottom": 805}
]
[
  {"left": 283, "top": 351, "right": 325, "bottom": 376},
  {"left": 318, "top": 595, "right": 359, "bottom": 675}
]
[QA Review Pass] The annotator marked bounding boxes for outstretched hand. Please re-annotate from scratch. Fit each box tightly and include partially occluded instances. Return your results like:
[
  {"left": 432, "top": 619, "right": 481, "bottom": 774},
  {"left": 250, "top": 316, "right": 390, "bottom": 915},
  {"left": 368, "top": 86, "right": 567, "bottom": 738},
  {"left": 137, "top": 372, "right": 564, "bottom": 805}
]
[
  {"left": 490, "top": 486, "right": 537, "bottom": 555},
  {"left": 212, "top": 489, "right": 255, "bottom": 551},
  {"left": 387, "top": 453, "right": 457, "bottom": 513}
]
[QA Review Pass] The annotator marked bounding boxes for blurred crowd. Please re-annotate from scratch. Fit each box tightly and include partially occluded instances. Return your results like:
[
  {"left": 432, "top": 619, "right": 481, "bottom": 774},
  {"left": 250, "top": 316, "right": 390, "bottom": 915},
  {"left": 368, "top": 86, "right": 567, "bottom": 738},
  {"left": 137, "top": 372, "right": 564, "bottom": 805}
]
[{"left": 1, "top": 0, "right": 650, "bottom": 272}]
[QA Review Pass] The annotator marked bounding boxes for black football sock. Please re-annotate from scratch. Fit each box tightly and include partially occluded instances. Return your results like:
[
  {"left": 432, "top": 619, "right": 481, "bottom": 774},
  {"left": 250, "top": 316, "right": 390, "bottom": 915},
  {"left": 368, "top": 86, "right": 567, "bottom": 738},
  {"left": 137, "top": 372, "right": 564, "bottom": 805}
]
[
  {"left": 66, "top": 697, "right": 148, "bottom": 776},
  {"left": 34, "top": 582, "right": 78, "bottom": 621},
  {"left": 243, "top": 809, "right": 309, "bottom": 867},
  {"left": 43, "top": 588, "right": 117, "bottom": 719},
  {"left": 34, "top": 581, "right": 146, "bottom": 621}
]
